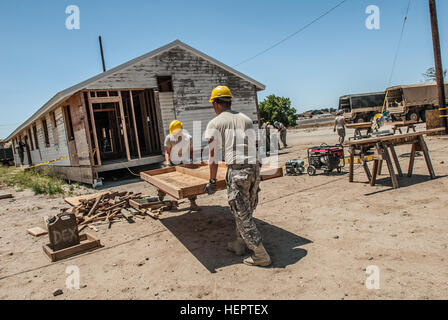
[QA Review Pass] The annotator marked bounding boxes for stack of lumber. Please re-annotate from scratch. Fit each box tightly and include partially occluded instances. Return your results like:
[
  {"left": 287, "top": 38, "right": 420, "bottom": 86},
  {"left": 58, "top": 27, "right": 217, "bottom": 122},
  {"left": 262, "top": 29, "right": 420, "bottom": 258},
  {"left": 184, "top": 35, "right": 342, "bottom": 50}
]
[{"left": 63, "top": 191, "right": 178, "bottom": 231}]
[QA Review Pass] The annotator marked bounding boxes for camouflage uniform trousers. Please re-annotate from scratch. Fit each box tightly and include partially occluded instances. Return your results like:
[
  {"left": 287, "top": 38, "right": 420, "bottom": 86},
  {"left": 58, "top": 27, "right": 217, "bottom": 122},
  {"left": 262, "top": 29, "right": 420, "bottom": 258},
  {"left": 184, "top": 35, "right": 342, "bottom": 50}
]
[
  {"left": 337, "top": 128, "right": 346, "bottom": 144},
  {"left": 226, "top": 164, "right": 262, "bottom": 250}
]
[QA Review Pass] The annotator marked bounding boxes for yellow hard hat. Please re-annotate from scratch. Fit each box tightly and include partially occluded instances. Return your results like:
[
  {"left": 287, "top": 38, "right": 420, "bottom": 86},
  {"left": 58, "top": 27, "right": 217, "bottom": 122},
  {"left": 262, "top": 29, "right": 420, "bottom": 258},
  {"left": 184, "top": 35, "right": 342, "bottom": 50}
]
[
  {"left": 169, "top": 120, "right": 182, "bottom": 135},
  {"left": 209, "top": 85, "right": 233, "bottom": 103},
  {"left": 266, "top": 121, "right": 270, "bottom": 125}
]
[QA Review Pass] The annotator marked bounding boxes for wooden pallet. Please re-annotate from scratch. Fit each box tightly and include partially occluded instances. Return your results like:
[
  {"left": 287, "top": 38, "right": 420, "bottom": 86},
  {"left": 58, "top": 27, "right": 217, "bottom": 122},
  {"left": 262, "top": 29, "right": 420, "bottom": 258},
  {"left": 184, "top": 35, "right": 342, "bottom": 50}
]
[
  {"left": 140, "top": 163, "right": 283, "bottom": 200},
  {"left": 42, "top": 233, "right": 102, "bottom": 262}
]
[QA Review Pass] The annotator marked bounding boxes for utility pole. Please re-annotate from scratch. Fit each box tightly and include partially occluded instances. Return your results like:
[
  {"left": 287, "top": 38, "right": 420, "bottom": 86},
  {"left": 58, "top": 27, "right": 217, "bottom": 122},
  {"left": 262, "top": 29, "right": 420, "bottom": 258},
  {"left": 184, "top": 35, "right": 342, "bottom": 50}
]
[
  {"left": 99, "top": 36, "right": 106, "bottom": 72},
  {"left": 428, "top": 0, "right": 448, "bottom": 133}
]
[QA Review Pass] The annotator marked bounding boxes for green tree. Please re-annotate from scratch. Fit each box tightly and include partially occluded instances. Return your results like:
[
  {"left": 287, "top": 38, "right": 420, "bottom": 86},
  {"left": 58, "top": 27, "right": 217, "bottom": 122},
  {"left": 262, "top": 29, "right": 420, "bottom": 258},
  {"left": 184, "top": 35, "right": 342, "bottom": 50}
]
[
  {"left": 259, "top": 95, "right": 298, "bottom": 127},
  {"left": 423, "top": 67, "right": 447, "bottom": 82}
]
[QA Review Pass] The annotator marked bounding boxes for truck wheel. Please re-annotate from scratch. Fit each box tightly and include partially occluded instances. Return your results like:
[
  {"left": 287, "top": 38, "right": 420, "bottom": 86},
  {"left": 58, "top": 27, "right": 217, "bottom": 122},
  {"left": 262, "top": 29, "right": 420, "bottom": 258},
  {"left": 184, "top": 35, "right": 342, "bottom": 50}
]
[
  {"left": 355, "top": 117, "right": 365, "bottom": 123},
  {"left": 307, "top": 166, "right": 316, "bottom": 176},
  {"left": 407, "top": 111, "right": 419, "bottom": 122}
]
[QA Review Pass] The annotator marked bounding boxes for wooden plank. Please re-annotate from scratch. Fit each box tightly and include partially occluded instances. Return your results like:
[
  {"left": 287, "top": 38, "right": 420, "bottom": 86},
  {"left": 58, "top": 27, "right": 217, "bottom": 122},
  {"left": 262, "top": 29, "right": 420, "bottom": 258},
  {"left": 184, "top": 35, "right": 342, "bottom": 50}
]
[
  {"left": 80, "top": 92, "right": 95, "bottom": 167},
  {"left": 389, "top": 145, "right": 403, "bottom": 177},
  {"left": 87, "top": 93, "right": 102, "bottom": 166},
  {"left": 0, "top": 194, "right": 13, "bottom": 200},
  {"left": 64, "top": 192, "right": 108, "bottom": 206},
  {"left": 349, "top": 146, "right": 355, "bottom": 182},
  {"left": 118, "top": 91, "right": 131, "bottom": 161},
  {"left": 42, "top": 233, "right": 102, "bottom": 262},
  {"left": 27, "top": 227, "right": 48, "bottom": 237},
  {"left": 141, "top": 163, "right": 283, "bottom": 200},
  {"left": 139, "top": 91, "right": 152, "bottom": 153},
  {"left": 418, "top": 135, "right": 435, "bottom": 179},
  {"left": 361, "top": 154, "right": 372, "bottom": 181},
  {"left": 89, "top": 97, "right": 121, "bottom": 104},
  {"left": 129, "top": 91, "right": 141, "bottom": 159},
  {"left": 370, "top": 160, "right": 379, "bottom": 186},
  {"left": 408, "top": 142, "right": 417, "bottom": 177},
  {"left": 346, "top": 128, "right": 445, "bottom": 146},
  {"left": 87, "top": 194, "right": 104, "bottom": 217},
  {"left": 346, "top": 122, "right": 372, "bottom": 129},
  {"left": 380, "top": 143, "right": 399, "bottom": 189}
]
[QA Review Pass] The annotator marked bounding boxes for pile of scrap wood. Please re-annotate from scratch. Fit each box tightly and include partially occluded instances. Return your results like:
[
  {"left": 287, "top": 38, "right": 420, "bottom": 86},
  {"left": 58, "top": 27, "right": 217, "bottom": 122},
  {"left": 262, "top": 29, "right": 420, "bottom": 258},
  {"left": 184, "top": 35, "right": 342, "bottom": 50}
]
[{"left": 63, "top": 191, "right": 179, "bottom": 231}]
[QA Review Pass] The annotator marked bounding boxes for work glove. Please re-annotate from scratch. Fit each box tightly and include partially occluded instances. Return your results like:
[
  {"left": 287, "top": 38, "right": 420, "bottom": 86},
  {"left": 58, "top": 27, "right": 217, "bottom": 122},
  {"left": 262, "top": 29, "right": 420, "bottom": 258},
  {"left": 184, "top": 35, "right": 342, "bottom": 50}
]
[
  {"left": 164, "top": 162, "right": 173, "bottom": 168},
  {"left": 204, "top": 179, "right": 217, "bottom": 195}
]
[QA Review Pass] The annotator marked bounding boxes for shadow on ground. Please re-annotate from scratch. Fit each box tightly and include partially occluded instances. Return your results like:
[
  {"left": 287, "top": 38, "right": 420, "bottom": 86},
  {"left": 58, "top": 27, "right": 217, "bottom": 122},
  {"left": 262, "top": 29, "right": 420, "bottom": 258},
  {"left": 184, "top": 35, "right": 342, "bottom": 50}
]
[
  {"left": 160, "top": 205, "right": 311, "bottom": 273},
  {"left": 363, "top": 174, "right": 448, "bottom": 196}
]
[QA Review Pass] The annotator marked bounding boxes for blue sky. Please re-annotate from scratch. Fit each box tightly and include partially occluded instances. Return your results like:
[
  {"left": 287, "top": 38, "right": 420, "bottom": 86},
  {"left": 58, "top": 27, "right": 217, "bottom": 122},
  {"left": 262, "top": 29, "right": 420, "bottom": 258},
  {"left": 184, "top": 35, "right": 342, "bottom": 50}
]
[{"left": 0, "top": 0, "right": 446, "bottom": 138}]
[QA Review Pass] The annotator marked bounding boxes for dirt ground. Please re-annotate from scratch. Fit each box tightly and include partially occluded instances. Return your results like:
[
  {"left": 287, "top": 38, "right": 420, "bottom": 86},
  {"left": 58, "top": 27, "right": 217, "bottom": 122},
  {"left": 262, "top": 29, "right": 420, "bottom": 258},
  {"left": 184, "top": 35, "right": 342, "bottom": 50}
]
[{"left": 1, "top": 124, "right": 448, "bottom": 300}]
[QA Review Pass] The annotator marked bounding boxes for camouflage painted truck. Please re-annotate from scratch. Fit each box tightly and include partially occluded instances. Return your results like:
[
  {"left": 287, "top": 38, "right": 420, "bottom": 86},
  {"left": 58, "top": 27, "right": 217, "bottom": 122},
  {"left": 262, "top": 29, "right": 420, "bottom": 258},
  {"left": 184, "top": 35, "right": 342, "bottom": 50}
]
[
  {"left": 338, "top": 92, "right": 386, "bottom": 123},
  {"left": 385, "top": 82, "right": 448, "bottom": 122}
]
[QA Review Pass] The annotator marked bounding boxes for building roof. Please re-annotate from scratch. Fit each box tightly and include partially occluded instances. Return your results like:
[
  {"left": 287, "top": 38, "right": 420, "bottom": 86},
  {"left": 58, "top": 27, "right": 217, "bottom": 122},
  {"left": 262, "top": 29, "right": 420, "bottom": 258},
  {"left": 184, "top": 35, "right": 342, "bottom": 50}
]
[
  {"left": 6, "top": 40, "right": 266, "bottom": 141},
  {"left": 386, "top": 81, "right": 448, "bottom": 90}
]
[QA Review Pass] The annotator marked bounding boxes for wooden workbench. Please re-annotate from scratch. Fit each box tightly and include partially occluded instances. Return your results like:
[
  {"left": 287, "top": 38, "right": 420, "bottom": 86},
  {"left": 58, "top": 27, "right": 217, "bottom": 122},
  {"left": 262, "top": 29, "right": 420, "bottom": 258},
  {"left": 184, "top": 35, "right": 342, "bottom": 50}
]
[
  {"left": 346, "top": 122, "right": 373, "bottom": 140},
  {"left": 345, "top": 128, "right": 444, "bottom": 189},
  {"left": 391, "top": 120, "right": 417, "bottom": 134},
  {"left": 140, "top": 163, "right": 283, "bottom": 200}
]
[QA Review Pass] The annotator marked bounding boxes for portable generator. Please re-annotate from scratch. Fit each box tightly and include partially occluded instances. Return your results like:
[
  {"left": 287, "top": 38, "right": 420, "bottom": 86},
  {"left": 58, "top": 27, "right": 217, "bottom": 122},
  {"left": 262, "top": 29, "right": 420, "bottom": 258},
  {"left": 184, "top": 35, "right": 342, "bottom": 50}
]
[
  {"left": 285, "top": 160, "right": 305, "bottom": 176},
  {"left": 307, "top": 144, "right": 345, "bottom": 176}
]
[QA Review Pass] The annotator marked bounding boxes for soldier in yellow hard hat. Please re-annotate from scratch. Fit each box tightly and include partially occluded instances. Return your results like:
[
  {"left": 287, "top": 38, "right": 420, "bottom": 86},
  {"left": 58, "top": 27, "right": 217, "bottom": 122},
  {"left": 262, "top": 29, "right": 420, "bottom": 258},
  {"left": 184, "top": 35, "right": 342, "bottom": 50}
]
[
  {"left": 203, "top": 85, "right": 272, "bottom": 267},
  {"left": 161, "top": 119, "right": 199, "bottom": 211}
]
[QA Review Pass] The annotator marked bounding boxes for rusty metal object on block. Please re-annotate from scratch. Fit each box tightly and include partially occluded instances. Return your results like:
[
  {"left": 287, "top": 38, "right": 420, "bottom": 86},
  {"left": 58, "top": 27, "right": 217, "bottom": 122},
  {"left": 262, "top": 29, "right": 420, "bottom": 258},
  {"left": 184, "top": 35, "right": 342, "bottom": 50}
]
[{"left": 47, "top": 212, "right": 80, "bottom": 251}]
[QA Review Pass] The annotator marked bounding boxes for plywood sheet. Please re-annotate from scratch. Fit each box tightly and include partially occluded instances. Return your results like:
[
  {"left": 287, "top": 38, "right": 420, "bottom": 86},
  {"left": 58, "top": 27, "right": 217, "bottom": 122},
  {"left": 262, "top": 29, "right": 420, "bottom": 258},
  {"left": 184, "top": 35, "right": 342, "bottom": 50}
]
[{"left": 141, "top": 163, "right": 283, "bottom": 200}]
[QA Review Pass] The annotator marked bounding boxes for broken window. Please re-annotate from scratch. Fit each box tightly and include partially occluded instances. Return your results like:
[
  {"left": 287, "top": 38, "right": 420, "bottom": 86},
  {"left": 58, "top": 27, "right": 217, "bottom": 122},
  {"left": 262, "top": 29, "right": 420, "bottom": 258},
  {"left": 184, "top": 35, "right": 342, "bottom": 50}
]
[
  {"left": 28, "top": 128, "right": 34, "bottom": 150},
  {"left": 64, "top": 106, "right": 75, "bottom": 141},
  {"left": 157, "top": 76, "right": 173, "bottom": 92},
  {"left": 50, "top": 111, "right": 59, "bottom": 145},
  {"left": 42, "top": 118, "right": 50, "bottom": 147},
  {"left": 33, "top": 124, "right": 39, "bottom": 149}
]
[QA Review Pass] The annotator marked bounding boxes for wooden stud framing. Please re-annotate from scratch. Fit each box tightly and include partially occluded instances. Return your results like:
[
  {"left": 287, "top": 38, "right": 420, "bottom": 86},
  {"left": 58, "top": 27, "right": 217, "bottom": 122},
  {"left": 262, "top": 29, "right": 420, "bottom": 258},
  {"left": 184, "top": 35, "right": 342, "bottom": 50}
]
[
  {"left": 87, "top": 93, "right": 102, "bottom": 166},
  {"left": 80, "top": 93, "right": 95, "bottom": 167},
  {"left": 118, "top": 91, "right": 131, "bottom": 161},
  {"left": 129, "top": 90, "right": 141, "bottom": 159}
]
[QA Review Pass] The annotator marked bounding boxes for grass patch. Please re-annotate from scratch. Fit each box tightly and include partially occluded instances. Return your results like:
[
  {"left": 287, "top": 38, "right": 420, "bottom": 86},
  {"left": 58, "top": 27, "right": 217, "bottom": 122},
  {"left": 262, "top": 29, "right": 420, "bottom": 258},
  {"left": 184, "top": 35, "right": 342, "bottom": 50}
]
[{"left": 0, "top": 166, "right": 67, "bottom": 195}]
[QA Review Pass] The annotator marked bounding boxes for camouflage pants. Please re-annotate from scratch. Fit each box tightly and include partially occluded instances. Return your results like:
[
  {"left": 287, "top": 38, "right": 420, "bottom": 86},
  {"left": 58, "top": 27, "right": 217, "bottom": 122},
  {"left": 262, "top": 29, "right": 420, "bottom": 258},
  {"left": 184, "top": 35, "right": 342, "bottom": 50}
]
[
  {"left": 226, "top": 164, "right": 262, "bottom": 250},
  {"left": 337, "top": 128, "right": 345, "bottom": 144}
]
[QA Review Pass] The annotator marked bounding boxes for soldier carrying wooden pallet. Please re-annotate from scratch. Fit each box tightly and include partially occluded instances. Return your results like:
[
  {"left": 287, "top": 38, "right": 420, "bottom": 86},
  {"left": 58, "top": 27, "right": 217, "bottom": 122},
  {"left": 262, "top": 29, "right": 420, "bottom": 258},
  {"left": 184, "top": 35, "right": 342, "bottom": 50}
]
[
  {"left": 203, "top": 85, "right": 272, "bottom": 267},
  {"left": 161, "top": 119, "right": 199, "bottom": 211}
]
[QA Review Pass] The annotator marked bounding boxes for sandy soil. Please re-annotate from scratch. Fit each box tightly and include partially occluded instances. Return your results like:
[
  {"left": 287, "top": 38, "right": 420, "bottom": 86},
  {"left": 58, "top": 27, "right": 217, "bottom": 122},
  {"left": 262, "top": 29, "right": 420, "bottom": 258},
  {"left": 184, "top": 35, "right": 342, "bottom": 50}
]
[{"left": 1, "top": 124, "right": 448, "bottom": 300}]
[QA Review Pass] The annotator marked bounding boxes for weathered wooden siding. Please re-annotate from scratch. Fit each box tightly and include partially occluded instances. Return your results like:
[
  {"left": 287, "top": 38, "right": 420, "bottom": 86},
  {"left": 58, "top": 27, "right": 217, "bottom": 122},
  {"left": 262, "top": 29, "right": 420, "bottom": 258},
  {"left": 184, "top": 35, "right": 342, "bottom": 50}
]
[
  {"left": 66, "top": 93, "right": 92, "bottom": 167},
  {"left": 13, "top": 107, "right": 71, "bottom": 167},
  {"left": 87, "top": 46, "right": 259, "bottom": 139},
  {"left": 159, "top": 92, "right": 176, "bottom": 136}
]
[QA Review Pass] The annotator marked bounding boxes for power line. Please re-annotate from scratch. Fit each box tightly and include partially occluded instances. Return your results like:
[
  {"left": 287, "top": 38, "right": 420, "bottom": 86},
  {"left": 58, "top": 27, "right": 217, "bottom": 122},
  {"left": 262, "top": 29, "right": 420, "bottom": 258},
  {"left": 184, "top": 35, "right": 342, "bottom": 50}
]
[
  {"left": 234, "top": 0, "right": 349, "bottom": 67},
  {"left": 388, "top": 0, "right": 412, "bottom": 86}
]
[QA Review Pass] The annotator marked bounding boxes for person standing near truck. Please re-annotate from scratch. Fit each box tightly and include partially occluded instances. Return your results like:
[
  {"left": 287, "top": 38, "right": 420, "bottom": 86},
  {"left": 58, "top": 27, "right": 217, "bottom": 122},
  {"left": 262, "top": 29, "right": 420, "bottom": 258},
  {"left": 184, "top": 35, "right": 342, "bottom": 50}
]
[
  {"left": 334, "top": 110, "right": 346, "bottom": 144},
  {"left": 203, "top": 85, "right": 271, "bottom": 267}
]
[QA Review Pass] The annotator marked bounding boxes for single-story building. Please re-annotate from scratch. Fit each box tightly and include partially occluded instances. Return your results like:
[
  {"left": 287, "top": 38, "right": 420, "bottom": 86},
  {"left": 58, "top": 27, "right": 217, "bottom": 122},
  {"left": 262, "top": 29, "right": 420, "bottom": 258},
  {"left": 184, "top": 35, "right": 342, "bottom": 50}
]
[{"left": 6, "top": 40, "right": 265, "bottom": 185}]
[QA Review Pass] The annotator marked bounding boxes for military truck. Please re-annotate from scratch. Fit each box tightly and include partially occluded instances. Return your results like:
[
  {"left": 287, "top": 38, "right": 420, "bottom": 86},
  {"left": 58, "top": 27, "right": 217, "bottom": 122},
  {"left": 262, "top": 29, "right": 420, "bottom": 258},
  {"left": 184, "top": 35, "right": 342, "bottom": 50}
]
[
  {"left": 385, "top": 82, "right": 448, "bottom": 122},
  {"left": 338, "top": 92, "right": 386, "bottom": 123}
]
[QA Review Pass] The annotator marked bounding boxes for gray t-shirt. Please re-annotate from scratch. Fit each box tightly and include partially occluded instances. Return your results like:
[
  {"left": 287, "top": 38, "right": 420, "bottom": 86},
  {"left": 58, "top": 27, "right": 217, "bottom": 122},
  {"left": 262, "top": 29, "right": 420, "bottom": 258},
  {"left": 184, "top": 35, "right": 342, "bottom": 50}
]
[
  {"left": 335, "top": 116, "right": 345, "bottom": 129},
  {"left": 164, "top": 131, "right": 191, "bottom": 149},
  {"left": 204, "top": 110, "right": 257, "bottom": 165}
]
